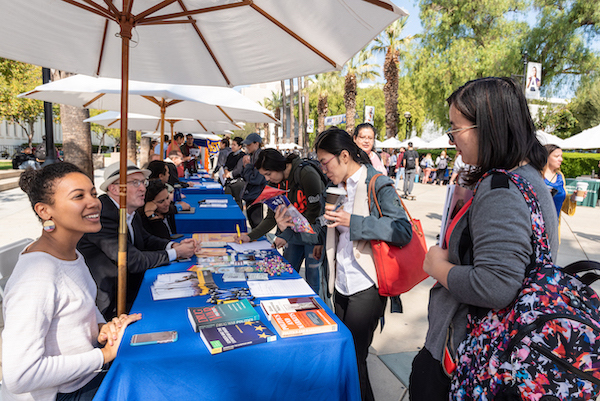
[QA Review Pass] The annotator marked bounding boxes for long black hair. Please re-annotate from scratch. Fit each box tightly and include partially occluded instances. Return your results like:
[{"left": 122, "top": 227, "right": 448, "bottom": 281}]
[
  {"left": 353, "top": 123, "right": 377, "bottom": 152},
  {"left": 254, "top": 148, "right": 298, "bottom": 172},
  {"left": 314, "top": 127, "right": 371, "bottom": 165},
  {"left": 145, "top": 179, "right": 168, "bottom": 203},
  {"left": 447, "top": 77, "right": 546, "bottom": 185},
  {"left": 19, "top": 162, "right": 84, "bottom": 221}
]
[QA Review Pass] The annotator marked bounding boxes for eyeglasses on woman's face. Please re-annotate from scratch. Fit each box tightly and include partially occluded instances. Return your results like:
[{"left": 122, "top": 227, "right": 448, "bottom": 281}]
[
  {"left": 446, "top": 125, "right": 477, "bottom": 143},
  {"left": 319, "top": 155, "right": 337, "bottom": 172}
]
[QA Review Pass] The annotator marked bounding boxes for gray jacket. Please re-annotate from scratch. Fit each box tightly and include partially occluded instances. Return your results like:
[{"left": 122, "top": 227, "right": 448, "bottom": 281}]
[{"left": 424, "top": 164, "right": 559, "bottom": 361}]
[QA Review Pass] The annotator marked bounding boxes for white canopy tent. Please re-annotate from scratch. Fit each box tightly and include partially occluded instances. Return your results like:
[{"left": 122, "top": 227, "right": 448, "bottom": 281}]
[
  {"left": 536, "top": 130, "right": 566, "bottom": 147},
  {"left": 400, "top": 136, "right": 429, "bottom": 149},
  {"left": 379, "top": 137, "right": 404, "bottom": 149},
  {"left": 562, "top": 125, "right": 600, "bottom": 149},
  {"left": 420, "top": 134, "right": 455, "bottom": 149}
]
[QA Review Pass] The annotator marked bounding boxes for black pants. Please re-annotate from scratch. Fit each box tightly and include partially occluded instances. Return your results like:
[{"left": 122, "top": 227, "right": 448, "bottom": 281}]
[
  {"left": 409, "top": 348, "right": 450, "bottom": 400},
  {"left": 334, "top": 286, "right": 386, "bottom": 401}
]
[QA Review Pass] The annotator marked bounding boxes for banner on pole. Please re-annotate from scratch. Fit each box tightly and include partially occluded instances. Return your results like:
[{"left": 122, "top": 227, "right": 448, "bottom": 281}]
[
  {"left": 525, "top": 62, "right": 542, "bottom": 99},
  {"left": 365, "top": 106, "right": 375, "bottom": 124}
]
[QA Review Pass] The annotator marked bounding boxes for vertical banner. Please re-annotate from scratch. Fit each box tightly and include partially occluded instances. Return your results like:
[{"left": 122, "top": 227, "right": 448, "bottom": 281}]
[
  {"left": 206, "top": 139, "right": 220, "bottom": 156},
  {"left": 307, "top": 119, "right": 314, "bottom": 134},
  {"left": 525, "top": 62, "right": 542, "bottom": 99},
  {"left": 365, "top": 106, "right": 375, "bottom": 124}
]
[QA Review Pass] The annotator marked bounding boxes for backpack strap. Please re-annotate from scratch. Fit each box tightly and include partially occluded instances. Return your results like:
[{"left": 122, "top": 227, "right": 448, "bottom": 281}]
[{"left": 475, "top": 169, "right": 553, "bottom": 277}]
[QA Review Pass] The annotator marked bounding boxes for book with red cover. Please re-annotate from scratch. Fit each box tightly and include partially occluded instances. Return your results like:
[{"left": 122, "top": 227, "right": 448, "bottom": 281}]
[
  {"left": 187, "top": 299, "right": 259, "bottom": 332},
  {"left": 271, "top": 308, "right": 338, "bottom": 338}
]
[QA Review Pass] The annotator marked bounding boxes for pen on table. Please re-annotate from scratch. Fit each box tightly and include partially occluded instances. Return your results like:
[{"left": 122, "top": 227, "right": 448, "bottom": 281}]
[{"left": 236, "top": 224, "right": 242, "bottom": 244}]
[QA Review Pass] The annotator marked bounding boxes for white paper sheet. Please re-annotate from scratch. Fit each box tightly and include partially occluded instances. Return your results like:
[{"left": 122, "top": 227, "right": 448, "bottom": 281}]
[
  {"left": 227, "top": 240, "right": 273, "bottom": 252},
  {"left": 247, "top": 279, "right": 316, "bottom": 298}
]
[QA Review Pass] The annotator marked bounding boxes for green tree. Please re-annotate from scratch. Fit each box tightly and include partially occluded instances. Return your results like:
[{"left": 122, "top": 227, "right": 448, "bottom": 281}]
[
  {"left": 343, "top": 47, "right": 380, "bottom": 134},
  {"left": 413, "top": 0, "right": 529, "bottom": 126},
  {"left": 88, "top": 109, "right": 121, "bottom": 153},
  {"left": 262, "top": 91, "right": 283, "bottom": 144},
  {"left": 534, "top": 104, "right": 579, "bottom": 138},
  {"left": 0, "top": 59, "right": 44, "bottom": 147},
  {"left": 308, "top": 72, "right": 343, "bottom": 134},
  {"left": 570, "top": 75, "right": 600, "bottom": 132},
  {"left": 372, "top": 17, "right": 413, "bottom": 138},
  {"left": 524, "top": 0, "right": 600, "bottom": 91}
]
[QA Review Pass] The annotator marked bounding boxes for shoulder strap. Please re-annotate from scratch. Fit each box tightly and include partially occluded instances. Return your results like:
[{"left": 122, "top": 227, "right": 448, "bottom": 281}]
[
  {"left": 368, "top": 173, "right": 417, "bottom": 224},
  {"left": 475, "top": 169, "right": 553, "bottom": 274}
]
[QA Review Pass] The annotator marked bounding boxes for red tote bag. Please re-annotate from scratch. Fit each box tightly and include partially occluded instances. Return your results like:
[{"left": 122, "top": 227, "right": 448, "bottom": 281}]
[{"left": 368, "top": 174, "right": 428, "bottom": 296}]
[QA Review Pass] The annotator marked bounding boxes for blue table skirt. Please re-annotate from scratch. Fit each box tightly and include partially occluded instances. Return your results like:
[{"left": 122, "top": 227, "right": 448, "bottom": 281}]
[
  {"left": 175, "top": 194, "right": 247, "bottom": 234},
  {"left": 93, "top": 261, "right": 361, "bottom": 401}
]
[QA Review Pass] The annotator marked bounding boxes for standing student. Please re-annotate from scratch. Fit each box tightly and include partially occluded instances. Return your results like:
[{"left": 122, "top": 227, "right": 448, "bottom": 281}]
[
  {"left": 283, "top": 127, "right": 412, "bottom": 401},
  {"left": 410, "top": 77, "right": 558, "bottom": 400},
  {"left": 434, "top": 150, "right": 449, "bottom": 185},
  {"left": 2, "top": 163, "right": 141, "bottom": 401},
  {"left": 240, "top": 148, "right": 325, "bottom": 293},
  {"left": 352, "top": 123, "right": 387, "bottom": 175},
  {"left": 402, "top": 142, "right": 419, "bottom": 197}
]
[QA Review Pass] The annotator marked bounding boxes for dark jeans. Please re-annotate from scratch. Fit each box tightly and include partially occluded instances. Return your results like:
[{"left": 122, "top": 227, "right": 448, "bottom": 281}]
[
  {"left": 409, "top": 348, "right": 450, "bottom": 401},
  {"left": 56, "top": 370, "right": 106, "bottom": 401},
  {"left": 334, "top": 286, "right": 387, "bottom": 401},
  {"left": 403, "top": 169, "right": 416, "bottom": 195},
  {"left": 283, "top": 243, "right": 320, "bottom": 293}
]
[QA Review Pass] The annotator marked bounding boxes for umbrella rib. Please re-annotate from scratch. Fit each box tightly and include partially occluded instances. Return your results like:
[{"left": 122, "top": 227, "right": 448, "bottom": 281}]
[
  {"left": 171, "top": 0, "right": 231, "bottom": 86},
  {"left": 264, "top": 112, "right": 278, "bottom": 123},
  {"left": 102, "top": 0, "right": 121, "bottom": 17},
  {"left": 249, "top": 3, "right": 336, "bottom": 68},
  {"left": 138, "top": 20, "right": 196, "bottom": 25},
  {"left": 142, "top": 95, "right": 161, "bottom": 106},
  {"left": 361, "top": 0, "right": 394, "bottom": 12},
  {"left": 136, "top": 0, "right": 250, "bottom": 25},
  {"left": 108, "top": 118, "right": 120, "bottom": 127},
  {"left": 166, "top": 99, "right": 184, "bottom": 107},
  {"left": 135, "top": 0, "right": 178, "bottom": 22},
  {"left": 96, "top": 19, "right": 110, "bottom": 76},
  {"left": 83, "top": 93, "right": 106, "bottom": 108},
  {"left": 197, "top": 120, "right": 207, "bottom": 131},
  {"left": 60, "top": 0, "right": 115, "bottom": 21},
  {"left": 216, "top": 106, "right": 234, "bottom": 123}
]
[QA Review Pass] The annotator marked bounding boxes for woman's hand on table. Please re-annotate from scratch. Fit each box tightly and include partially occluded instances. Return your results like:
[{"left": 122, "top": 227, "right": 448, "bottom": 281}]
[
  {"left": 177, "top": 201, "right": 191, "bottom": 211},
  {"left": 274, "top": 205, "right": 294, "bottom": 232},
  {"left": 273, "top": 237, "right": 287, "bottom": 249},
  {"left": 423, "top": 245, "right": 453, "bottom": 289},
  {"left": 100, "top": 313, "right": 142, "bottom": 363},
  {"left": 323, "top": 204, "right": 350, "bottom": 228}
]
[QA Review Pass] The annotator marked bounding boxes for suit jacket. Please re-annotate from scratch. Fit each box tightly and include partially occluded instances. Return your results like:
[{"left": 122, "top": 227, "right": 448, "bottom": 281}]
[{"left": 77, "top": 194, "right": 171, "bottom": 319}]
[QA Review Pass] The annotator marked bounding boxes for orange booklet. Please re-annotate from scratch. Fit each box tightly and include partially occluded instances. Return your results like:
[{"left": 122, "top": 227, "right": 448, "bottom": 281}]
[{"left": 271, "top": 308, "right": 338, "bottom": 338}]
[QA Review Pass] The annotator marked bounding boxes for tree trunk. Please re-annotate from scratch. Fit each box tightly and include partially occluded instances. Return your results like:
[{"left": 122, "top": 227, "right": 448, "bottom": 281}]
[
  {"left": 344, "top": 73, "right": 357, "bottom": 135},
  {"left": 281, "top": 80, "right": 287, "bottom": 143},
  {"left": 289, "top": 78, "right": 296, "bottom": 144},
  {"left": 304, "top": 77, "right": 310, "bottom": 148},
  {"left": 127, "top": 129, "right": 137, "bottom": 165},
  {"left": 274, "top": 107, "right": 281, "bottom": 145},
  {"left": 298, "top": 77, "right": 304, "bottom": 150},
  {"left": 53, "top": 70, "right": 94, "bottom": 180},
  {"left": 383, "top": 48, "right": 399, "bottom": 138},
  {"left": 140, "top": 136, "right": 151, "bottom": 167},
  {"left": 27, "top": 121, "right": 34, "bottom": 148},
  {"left": 317, "top": 93, "right": 328, "bottom": 135}
]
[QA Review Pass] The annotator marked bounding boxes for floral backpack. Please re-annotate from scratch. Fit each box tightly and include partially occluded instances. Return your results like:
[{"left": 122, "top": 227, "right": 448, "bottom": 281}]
[{"left": 451, "top": 169, "right": 600, "bottom": 400}]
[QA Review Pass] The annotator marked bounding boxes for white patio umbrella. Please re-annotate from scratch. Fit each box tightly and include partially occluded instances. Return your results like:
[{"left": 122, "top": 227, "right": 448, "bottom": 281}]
[
  {"left": 1, "top": 0, "right": 405, "bottom": 315},
  {"left": 400, "top": 136, "right": 429, "bottom": 149},
  {"left": 561, "top": 125, "right": 600, "bottom": 149},
  {"left": 380, "top": 137, "right": 404, "bottom": 149},
  {"left": 84, "top": 111, "right": 241, "bottom": 136},
  {"left": 536, "top": 130, "right": 566, "bottom": 147},
  {"left": 420, "top": 134, "right": 455, "bottom": 149},
  {"left": 374, "top": 139, "right": 385, "bottom": 149},
  {"left": 265, "top": 143, "right": 302, "bottom": 150},
  {"left": 141, "top": 132, "right": 223, "bottom": 141},
  {"left": 20, "top": 74, "right": 276, "bottom": 155}
]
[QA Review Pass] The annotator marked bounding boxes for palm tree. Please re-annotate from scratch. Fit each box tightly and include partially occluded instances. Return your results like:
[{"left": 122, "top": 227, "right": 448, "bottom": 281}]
[
  {"left": 372, "top": 17, "right": 412, "bottom": 138},
  {"left": 281, "top": 80, "right": 287, "bottom": 142},
  {"left": 309, "top": 72, "right": 343, "bottom": 134},
  {"left": 262, "top": 91, "right": 283, "bottom": 145},
  {"left": 343, "top": 47, "right": 380, "bottom": 135}
]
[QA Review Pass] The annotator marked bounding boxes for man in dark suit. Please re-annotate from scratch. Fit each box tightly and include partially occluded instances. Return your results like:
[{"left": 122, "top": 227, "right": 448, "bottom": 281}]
[{"left": 77, "top": 161, "right": 197, "bottom": 319}]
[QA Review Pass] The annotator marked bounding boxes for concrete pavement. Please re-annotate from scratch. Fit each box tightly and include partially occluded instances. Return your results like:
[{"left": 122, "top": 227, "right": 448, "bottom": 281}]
[{"left": 0, "top": 170, "right": 599, "bottom": 400}]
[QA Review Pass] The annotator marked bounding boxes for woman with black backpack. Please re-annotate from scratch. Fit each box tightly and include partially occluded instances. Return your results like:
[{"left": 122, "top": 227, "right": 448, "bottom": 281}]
[{"left": 238, "top": 148, "right": 326, "bottom": 293}]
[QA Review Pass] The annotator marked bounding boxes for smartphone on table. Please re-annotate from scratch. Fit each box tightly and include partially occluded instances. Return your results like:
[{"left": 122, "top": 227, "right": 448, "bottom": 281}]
[{"left": 130, "top": 330, "right": 178, "bottom": 346}]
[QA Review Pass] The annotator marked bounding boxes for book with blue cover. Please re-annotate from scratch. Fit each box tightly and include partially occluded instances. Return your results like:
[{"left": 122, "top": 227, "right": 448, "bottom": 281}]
[
  {"left": 200, "top": 320, "right": 276, "bottom": 354},
  {"left": 187, "top": 299, "right": 259, "bottom": 332}
]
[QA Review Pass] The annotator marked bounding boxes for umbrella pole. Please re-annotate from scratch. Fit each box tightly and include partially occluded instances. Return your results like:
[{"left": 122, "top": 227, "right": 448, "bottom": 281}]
[
  {"left": 117, "top": 18, "right": 133, "bottom": 317},
  {"left": 160, "top": 106, "right": 166, "bottom": 157}
]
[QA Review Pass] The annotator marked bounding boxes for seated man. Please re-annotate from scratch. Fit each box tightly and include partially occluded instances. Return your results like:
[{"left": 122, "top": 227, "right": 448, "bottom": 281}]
[
  {"left": 77, "top": 161, "right": 197, "bottom": 319},
  {"left": 13, "top": 147, "right": 39, "bottom": 170},
  {"left": 164, "top": 150, "right": 189, "bottom": 188}
]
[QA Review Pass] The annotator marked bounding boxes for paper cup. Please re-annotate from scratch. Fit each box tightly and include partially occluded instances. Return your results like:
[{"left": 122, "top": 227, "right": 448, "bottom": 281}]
[
  {"left": 325, "top": 187, "right": 347, "bottom": 207},
  {"left": 575, "top": 182, "right": 588, "bottom": 202}
]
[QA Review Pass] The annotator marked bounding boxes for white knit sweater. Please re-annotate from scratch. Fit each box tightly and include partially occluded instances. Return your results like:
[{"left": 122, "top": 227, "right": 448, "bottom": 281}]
[{"left": 2, "top": 250, "right": 105, "bottom": 401}]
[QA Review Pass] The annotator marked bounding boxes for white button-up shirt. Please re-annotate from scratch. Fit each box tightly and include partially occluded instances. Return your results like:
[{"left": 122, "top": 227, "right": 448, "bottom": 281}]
[{"left": 335, "top": 165, "right": 375, "bottom": 296}]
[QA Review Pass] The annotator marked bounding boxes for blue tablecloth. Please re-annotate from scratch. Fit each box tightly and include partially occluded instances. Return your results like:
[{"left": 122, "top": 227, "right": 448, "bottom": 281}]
[
  {"left": 175, "top": 194, "right": 247, "bottom": 234},
  {"left": 92, "top": 261, "right": 361, "bottom": 401},
  {"left": 181, "top": 177, "right": 224, "bottom": 195}
]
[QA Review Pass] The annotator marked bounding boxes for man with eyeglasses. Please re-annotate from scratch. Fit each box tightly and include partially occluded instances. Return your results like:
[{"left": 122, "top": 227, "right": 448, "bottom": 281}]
[{"left": 77, "top": 161, "right": 197, "bottom": 320}]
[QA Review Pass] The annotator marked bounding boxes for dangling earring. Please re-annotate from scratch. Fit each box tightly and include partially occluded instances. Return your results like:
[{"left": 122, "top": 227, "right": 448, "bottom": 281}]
[{"left": 43, "top": 219, "right": 56, "bottom": 233}]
